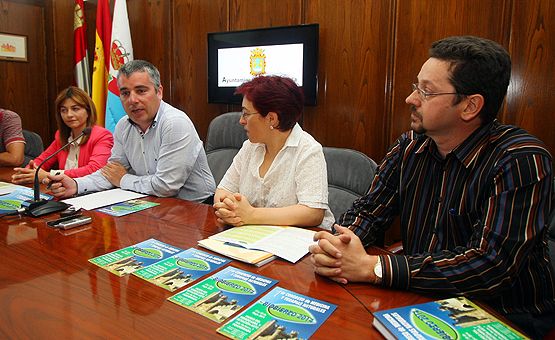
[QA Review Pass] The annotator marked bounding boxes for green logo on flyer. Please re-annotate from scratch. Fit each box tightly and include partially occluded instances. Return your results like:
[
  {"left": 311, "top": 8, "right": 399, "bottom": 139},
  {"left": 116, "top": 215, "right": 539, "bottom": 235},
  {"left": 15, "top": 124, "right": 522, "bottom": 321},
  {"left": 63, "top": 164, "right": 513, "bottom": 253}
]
[
  {"left": 267, "top": 303, "right": 316, "bottom": 324},
  {"left": 132, "top": 247, "right": 163, "bottom": 259},
  {"left": 0, "top": 199, "right": 21, "bottom": 210},
  {"left": 112, "top": 206, "right": 135, "bottom": 212},
  {"left": 411, "top": 309, "right": 458, "bottom": 339},
  {"left": 215, "top": 278, "right": 255, "bottom": 295},
  {"left": 176, "top": 258, "right": 210, "bottom": 271}
]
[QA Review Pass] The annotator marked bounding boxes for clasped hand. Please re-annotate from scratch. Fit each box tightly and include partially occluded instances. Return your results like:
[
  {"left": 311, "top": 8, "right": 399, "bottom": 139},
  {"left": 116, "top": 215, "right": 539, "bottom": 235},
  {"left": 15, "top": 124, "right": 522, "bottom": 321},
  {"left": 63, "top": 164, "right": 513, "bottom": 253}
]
[
  {"left": 309, "top": 225, "right": 377, "bottom": 284},
  {"left": 11, "top": 160, "right": 48, "bottom": 184},
  {"left": 213, "top": 193, "right": 254, "bottom": 227}
]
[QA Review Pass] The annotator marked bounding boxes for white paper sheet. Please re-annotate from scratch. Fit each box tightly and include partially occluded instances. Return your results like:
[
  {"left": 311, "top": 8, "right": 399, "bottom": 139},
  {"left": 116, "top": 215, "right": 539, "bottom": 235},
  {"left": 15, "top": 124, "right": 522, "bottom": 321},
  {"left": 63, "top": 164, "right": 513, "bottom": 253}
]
[
  {"left": 251, "top": 227, "right": 315, "bottom": 263},
  {"left": 62, "top": 188, "right": 147, "bottom": 210},
  {"left": 209, "top": 225, "right": 316, "bottom": 263}
]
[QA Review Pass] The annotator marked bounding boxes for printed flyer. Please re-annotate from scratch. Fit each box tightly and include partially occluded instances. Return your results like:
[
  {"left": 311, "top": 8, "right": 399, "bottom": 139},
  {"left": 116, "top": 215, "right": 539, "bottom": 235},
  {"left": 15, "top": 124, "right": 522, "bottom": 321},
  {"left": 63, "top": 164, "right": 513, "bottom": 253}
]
[
  {"left": 218, "top": 287, "right": 337, "bottom": 340},
  {"left": 0, "top": 187, "right": 51, "bottom": 214},
  {"left": 133, "top": 248, "right": 231, "bottom": 291},
  {"left": 89, "top": 238, "right": 182, "bottom": 277},
  {"left": 168, "top": 266, "right": 278, "bottom": 323},
  {"left": 372, "top": 296, "right": 528, "bottom": 340},
  {"left": 96, "top": 199, "right": 160, "bottom": 216}
]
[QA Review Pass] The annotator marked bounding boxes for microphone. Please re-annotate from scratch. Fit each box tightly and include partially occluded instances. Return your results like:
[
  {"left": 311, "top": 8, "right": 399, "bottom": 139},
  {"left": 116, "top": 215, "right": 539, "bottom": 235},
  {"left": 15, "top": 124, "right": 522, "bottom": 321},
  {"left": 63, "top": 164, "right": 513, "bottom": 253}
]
[{"left": 22, "top": 127, "right": 92, "bottom": 217}]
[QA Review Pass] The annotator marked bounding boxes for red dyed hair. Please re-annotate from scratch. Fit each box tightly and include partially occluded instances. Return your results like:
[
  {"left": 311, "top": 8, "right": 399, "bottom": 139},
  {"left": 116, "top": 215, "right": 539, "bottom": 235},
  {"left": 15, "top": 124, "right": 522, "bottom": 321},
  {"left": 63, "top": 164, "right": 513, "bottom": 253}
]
[{"left": 235, "top": 76, "right": 304, "bottom": 131}]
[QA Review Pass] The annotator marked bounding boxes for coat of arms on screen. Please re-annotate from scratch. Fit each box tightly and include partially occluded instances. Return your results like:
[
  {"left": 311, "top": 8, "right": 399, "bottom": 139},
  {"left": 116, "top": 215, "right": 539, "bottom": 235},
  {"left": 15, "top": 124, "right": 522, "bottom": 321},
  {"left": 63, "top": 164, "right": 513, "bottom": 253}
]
[{"left": 249, "top": 48, "right": 266, "bottom": 76}]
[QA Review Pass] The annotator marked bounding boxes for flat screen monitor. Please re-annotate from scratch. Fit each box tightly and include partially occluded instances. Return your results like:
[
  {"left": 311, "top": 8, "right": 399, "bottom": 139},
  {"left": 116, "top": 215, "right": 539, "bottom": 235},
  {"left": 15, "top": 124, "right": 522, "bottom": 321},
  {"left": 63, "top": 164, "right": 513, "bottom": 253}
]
[{"left": 207, "top": 24, "right": 319, "bottom": 106}]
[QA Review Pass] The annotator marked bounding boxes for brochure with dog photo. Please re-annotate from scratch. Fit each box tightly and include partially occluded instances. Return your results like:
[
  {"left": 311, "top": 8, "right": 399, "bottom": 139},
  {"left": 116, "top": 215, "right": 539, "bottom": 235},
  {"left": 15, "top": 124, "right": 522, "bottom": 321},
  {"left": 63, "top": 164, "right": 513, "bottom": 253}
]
[
  {"left": 133, "top": 248, "right": 231, "bottom": 291},
  {"left": 88, "top": 238, "right": 182, "bottom": 277}
]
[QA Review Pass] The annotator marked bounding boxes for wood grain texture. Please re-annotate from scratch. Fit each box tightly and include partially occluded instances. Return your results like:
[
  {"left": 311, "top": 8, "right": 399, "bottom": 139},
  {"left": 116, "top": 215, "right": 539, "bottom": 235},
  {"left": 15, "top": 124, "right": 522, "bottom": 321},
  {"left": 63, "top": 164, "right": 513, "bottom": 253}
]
[
  {"left": 0, "top": 1, "right": 50, "bottom": 145},
  {"left": 504, "top": 0, "right": 555, "bottom": 155},
  {"left": 169, "top": 0, "right": 230, "bottom": 141},
  {"left": 0, "top": 168, "right": 410, "bottom": 338},
  {"left": 304, "top": 0, "right": 393, "bottom": 161},
  {"left": 2, "top": 0, "right": 554, "bottom": 161},
  {"left": 127, "top": 0, "right": 172, "bottom": 99},
  {"left": 390, "top": 0, "right": 512, "bottom": 148}
]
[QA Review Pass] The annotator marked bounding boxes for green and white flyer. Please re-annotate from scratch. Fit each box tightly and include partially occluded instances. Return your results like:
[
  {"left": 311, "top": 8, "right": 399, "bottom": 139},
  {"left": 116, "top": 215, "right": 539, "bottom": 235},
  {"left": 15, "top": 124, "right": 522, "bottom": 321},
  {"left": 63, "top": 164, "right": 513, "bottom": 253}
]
[
  {"left": 218, "top": 286, "right": 337, "bottom": 340},
  {"left": 0, "top": 187, "right": 51, "bottom": 214},
  {"left": 168, "top": 266, "right": 278, "bottom": 323},
  {"left": 89, "top": 238, "right": 182, "bottom": 277},
  {"left": 133, "top": 248, "right": 231, "bottom": 291},
  {"left": 96, "top": 199, "right": 160, "bottom": 216}
]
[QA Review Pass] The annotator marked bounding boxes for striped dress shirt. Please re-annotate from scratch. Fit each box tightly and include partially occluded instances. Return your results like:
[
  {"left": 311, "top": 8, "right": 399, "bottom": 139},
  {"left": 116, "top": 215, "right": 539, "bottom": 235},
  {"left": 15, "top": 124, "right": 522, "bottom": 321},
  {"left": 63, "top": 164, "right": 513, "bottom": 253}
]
[{"left": 339, "top": 120, "right": 555, "bottom": 315}]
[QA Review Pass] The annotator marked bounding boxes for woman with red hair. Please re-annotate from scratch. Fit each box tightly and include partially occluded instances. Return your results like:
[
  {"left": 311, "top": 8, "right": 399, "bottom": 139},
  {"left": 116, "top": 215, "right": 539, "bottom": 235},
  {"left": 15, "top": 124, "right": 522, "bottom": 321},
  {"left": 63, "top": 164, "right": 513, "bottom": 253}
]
[{"left": 213, "top": 76, "right": 333, "bottom": 230}]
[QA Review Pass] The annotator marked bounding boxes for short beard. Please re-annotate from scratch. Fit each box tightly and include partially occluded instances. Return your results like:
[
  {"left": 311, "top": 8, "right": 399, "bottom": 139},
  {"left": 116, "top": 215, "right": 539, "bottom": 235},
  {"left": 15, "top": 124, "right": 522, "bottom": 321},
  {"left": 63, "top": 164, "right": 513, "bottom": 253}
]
[{"left": 410, "top": 105, "right": 426, "bottom": 134}]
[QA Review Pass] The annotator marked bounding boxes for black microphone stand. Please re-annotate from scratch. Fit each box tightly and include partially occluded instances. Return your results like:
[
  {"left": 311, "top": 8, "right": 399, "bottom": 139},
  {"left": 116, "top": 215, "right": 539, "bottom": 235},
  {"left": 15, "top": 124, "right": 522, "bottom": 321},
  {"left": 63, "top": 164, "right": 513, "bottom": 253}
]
[{"left": 22, "top": 127, "right": 92, "bottom": 217}]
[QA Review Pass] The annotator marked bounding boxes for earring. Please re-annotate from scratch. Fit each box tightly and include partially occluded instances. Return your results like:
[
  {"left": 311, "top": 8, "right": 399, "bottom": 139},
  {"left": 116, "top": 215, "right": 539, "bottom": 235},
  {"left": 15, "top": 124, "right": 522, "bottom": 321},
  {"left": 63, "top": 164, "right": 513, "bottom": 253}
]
[{"left": 270, "top": 125, "right": 274, "bottom": 130}]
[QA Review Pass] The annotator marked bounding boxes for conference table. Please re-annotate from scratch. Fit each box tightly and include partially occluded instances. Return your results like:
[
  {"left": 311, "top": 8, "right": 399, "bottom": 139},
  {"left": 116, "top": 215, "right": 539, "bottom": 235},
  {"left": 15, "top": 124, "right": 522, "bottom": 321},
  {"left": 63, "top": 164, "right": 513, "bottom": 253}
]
[{"left": 0, "top": 168, "right": 434, "bottom": 338}]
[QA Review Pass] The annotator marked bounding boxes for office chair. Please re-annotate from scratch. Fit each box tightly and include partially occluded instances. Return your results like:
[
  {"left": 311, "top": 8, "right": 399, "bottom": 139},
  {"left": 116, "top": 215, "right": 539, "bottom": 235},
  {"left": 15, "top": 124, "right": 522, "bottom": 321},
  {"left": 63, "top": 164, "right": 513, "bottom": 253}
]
[
  {"left": 205, "top": 112, "right": 248, "bottom": 185},
  {"left": 22, "top": 129, "right": 44, "bottom": 167},
  {"left": 323, "top": 146, "right": 377, "bottom": 221}
]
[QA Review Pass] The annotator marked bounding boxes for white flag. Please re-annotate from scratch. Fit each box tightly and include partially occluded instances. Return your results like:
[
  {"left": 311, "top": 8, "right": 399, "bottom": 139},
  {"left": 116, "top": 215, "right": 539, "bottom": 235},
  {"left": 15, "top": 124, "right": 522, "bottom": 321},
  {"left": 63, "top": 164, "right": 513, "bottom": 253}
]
[{"left": 105, "top": 0, "right": 134, "bottom": 132}]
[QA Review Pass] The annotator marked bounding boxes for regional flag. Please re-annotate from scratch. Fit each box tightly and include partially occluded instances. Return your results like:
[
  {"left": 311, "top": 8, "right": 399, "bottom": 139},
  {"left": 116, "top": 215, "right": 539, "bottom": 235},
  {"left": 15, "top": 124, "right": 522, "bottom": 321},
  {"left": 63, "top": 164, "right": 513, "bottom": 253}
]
[
  {"left": 73, "top": 0, "right": 90, "bottom": 94},
  {"left": 91, "top": 0, "right": 112, "bottom": 127},
  {"left": 105, "top": 0, "right": 133, "bottom": 132}
]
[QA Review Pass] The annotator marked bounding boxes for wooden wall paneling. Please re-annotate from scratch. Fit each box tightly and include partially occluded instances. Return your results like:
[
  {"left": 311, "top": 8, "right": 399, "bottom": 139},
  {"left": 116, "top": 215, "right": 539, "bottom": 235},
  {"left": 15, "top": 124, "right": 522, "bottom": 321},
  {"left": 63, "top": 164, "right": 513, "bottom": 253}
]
[
  {"left": 505, "top": 0, "right": 555, "bottom": 156},
  {"left": 127, "top": 0, "right": 172, "bottom": 102},
  {"left": 304, "top": 0, "right": 393, "bottom": 162},
  {"left": 171, "top": 0, "right": 229, "bottom": 141},
  {"left": 390, "top": 0, "right": 512, "bottom": 146},
  {"left": 229, "top": 0, "right": 302, "bottom": 30},
  {"left": 0, "top": 0, "right": 50, "bottom": 145}
]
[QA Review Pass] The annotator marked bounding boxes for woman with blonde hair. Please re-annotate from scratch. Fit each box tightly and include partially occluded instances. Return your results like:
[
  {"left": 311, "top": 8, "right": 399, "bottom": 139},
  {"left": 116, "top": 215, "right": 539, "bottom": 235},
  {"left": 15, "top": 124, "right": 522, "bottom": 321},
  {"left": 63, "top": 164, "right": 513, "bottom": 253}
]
[{"left": 12, "top": 86, "right": 113, "bottom": 184}]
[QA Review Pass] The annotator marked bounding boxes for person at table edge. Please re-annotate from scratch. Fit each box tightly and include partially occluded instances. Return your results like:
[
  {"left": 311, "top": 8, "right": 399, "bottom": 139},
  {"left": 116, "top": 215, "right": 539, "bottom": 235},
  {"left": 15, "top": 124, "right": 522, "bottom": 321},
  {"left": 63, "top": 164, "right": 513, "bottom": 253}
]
[
  {"left": 48, "top": 60, "right": 215, "bottom": 203},
  {"left": 309, "top": 35, "right": 554, "bottom": 338}
]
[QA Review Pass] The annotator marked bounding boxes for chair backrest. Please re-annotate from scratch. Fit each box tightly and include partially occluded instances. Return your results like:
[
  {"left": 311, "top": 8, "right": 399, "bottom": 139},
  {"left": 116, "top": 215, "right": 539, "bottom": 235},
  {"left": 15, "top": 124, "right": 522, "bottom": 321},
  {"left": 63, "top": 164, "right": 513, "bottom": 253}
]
[
  {"left": 22, "top": 129, "right": 44, "bottom": 167},
  {"left": 323, "top": 147, "right": 377, "bottom": 221},
  {"left": 205, "top": 112, "right": 248, "bottom": 185}
]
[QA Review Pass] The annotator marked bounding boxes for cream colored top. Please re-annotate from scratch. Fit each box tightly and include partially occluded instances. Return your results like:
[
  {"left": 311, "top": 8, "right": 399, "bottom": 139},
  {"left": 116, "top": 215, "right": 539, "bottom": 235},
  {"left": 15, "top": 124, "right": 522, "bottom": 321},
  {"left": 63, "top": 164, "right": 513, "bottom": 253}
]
[{"left": 219, "top": 124, "right": 334, "bottom": 230}]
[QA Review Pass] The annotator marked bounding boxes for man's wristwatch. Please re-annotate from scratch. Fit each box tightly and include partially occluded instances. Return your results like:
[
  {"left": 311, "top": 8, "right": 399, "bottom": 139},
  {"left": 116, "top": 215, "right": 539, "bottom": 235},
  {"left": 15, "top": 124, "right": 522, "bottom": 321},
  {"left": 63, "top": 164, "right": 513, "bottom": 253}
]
[{"left": 373, "top": 256, "right": 383, "bottom": 285}]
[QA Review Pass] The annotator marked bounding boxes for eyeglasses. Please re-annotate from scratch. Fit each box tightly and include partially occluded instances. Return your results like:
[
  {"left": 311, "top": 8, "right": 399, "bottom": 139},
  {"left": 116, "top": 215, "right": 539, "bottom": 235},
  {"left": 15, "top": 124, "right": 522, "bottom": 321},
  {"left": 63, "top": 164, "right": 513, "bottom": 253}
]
[
  {"left": 411, "top": 83, "right": 459, "bottom": 101},
  {"left": 241, "top": 109, "right": 260, "bottom": 120}
]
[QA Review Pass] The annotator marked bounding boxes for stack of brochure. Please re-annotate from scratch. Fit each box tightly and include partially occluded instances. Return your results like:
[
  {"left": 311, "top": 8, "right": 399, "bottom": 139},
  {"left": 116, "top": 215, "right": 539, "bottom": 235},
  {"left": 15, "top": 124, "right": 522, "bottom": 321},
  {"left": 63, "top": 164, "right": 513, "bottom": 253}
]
[{"left": 197, "top": 225, "right": 316, "bottom": 266}]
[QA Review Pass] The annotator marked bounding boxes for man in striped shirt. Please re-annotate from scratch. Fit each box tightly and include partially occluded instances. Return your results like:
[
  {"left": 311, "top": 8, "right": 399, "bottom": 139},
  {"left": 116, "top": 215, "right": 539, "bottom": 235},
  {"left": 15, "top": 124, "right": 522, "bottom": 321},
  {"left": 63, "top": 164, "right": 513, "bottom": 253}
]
[{"left": 310, "top": 36, "right": 554, "bottom": 338}]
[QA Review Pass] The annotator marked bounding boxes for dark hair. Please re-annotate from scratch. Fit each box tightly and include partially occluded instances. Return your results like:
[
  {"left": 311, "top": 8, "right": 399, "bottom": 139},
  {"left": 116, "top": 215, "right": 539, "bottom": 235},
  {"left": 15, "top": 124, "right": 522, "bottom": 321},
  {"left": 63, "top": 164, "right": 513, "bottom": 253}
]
[
  {"left": 430, "top": 36, "right": 511, "bottom": 123},
  {"left": 235, "top": 76, "right": 304, "bottom": 131},
  {"left": 54, "top": 86, "right": 96, "bottom": 146},
  {"left": 117, "top": 59, "right": 161, "bottom": 89}
]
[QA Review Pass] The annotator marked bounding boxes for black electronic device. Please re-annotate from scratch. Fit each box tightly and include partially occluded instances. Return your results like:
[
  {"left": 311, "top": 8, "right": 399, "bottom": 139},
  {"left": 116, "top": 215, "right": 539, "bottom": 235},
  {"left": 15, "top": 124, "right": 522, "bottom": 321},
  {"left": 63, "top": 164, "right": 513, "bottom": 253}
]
[
  {"left": 207, "top": 24, "right": 319, "bottom": 105},
  {"left": 21, "top": 127, "right": 92, "bottom": 217}
]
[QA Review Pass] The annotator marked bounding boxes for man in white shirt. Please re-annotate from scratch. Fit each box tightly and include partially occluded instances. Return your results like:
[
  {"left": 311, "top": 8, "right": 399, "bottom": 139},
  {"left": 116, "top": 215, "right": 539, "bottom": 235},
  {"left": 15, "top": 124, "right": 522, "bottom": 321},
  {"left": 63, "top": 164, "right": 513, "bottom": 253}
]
[{"left": 49, "top": 60, "right": 215, "bottom": 203}]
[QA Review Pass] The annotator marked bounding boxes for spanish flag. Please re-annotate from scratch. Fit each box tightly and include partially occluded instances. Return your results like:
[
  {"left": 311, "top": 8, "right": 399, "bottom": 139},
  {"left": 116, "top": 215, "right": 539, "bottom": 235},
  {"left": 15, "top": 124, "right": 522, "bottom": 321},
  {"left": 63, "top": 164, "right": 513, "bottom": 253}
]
[{"left": 91, "top": 0, "right": 111, "bottom": 127}]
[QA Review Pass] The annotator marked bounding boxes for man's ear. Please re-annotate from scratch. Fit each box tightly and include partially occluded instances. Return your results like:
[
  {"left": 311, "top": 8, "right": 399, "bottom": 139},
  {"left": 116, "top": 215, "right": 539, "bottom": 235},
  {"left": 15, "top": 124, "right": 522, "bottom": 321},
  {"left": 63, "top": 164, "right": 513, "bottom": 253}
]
[
  {"left": 157, "top": 85, "right": 164, "bottom": 100},
  {"left": 461, "top": 94, "right": 484, "bottom": 122}
]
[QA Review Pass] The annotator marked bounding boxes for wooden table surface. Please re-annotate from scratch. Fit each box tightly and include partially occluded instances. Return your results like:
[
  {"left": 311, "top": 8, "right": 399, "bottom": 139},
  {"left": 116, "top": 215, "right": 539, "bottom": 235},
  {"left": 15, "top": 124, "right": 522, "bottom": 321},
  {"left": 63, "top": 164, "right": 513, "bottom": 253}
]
[{"left": 0, "top": 168, "right": 432, "bottom": 338}]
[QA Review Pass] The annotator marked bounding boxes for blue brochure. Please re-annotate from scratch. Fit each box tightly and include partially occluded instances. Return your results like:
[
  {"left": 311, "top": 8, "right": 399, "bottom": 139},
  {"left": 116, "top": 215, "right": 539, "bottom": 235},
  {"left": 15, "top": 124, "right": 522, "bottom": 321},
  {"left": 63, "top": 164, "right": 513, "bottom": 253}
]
[
  {"left": 88, "top": 238, "right": 183, "bottom": 277},
  {"left": 218, "top": 286, "right": 337, "bottom": 340},
  {"left": 168, "top": 266, "right": 278, "bottom": 323},
  {"left": 133, "top": 248, "right": 231, "bottom": 291}
]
